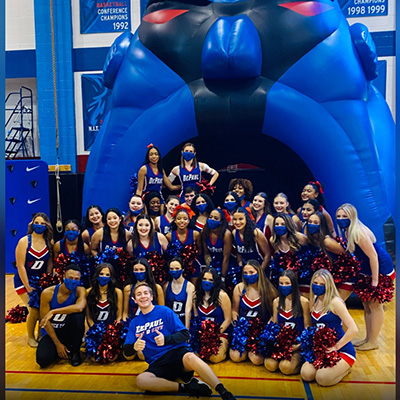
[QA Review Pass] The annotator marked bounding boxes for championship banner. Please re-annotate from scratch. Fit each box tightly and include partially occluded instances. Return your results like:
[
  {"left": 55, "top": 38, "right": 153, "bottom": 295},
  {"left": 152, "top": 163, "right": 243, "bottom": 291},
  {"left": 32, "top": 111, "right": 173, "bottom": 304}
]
[
  {"left": 80, "top": 0, "right": 131, "bottom": 34},
  {"left": 341, "top": 0, "right": 388, "bottom": 17},
  {"left": 81, "top": 74, "right": 112, "bottom": 151}
]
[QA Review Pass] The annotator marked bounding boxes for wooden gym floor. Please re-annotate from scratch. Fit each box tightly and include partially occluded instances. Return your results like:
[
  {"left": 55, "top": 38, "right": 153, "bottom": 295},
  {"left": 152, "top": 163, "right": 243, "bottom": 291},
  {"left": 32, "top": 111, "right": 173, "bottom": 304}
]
[{"left": 5, "top": 275, "right": 395, "bottom": 400}]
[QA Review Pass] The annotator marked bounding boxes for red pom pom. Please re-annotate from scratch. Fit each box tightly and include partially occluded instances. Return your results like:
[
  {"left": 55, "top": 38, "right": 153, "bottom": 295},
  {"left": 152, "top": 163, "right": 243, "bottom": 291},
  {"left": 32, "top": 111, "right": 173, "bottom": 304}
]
[
  {"left": 97, "top": 321, "right": 124, "bottom": 363},
  {"left": 115, "top": 249, "right": 134, "bottom": 284},
  {"left": 271, "top": 324, "right": 298, "bottom": 361},
  {"left": 39, "top": 273, "right": 60, "bottom": 290},
  {"left": 354, "top": 273, "right": 394, "bottom": 303},
  {"left": 146, "top": 251, "right": 168, "bottom": 284},
  {"left": 280, "top": 252, "right": 301, "bottom": 276},
  {"left": 6, "top": 305, "right": 28, "bottom": 323},
  {"left": 311, "top": 253, "right": 333, "bottom": 273},
  {"left": 199, "top": 320, "right": 221, "bottom": 360},
  {"left": 181, "top": 244, "right": 199, "bottom": 278},
  {"left": 196, "top": 178, "right": 216, "bottom": 197},
  {"left": 312, "top": 326, "right": 341, "bottom": 369},
  {"left": 54, "top": 253, "right": 71, "bottom": 280},
  {"left": 332, "top": 252, "right": 360, "bottom": 283},
  {"left": 246, "top": 317, "right": 265, "bottom": 354}
]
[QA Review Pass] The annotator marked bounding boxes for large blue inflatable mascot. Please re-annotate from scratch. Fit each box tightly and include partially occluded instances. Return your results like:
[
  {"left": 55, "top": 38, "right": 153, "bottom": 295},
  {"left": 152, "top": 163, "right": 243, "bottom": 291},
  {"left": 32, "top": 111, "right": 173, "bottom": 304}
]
[{"left": 82, "top": 0, "right": 395, "bottom": 244}]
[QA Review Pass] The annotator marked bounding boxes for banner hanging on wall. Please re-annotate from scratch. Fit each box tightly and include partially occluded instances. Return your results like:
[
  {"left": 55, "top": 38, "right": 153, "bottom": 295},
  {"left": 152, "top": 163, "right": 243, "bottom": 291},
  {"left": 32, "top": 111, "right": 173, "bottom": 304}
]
[
  {"left": 80, "top": 0, "right": 131, "bottom": 34},
  {"left": 341, "top": 0, "right": 388, "bottom": 17},
  {"left": 81, "top": 74, "right": 112, "bottom": 151}
]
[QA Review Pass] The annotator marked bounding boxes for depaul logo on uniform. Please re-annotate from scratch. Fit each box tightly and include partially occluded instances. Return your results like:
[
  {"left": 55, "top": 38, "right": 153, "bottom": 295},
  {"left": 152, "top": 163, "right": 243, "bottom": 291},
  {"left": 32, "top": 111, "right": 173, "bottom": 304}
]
[{"left": 136, "top": 319, "right": 163, "bottom": 335}]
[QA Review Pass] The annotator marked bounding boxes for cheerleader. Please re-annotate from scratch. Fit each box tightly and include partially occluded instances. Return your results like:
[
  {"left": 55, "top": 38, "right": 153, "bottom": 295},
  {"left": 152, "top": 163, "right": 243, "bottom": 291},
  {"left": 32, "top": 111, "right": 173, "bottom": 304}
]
[
  {"left": 301, "top": 269, "right": 358, "bottom": 386},
  {"left": 201, "top": 208, "right": 233, "bottom": 279},
  {"left": 14, "top": 212, "right": 54, "bottom": 347},
  {"left": 190, "top": 193, "right": 215, "bottom": 232},
  {"left": 194, "top": 267, "right": 232, "bottom": 363},
  {"left": 53, "top": 220, "right": 90, "bottom": 258},
  {"left": 82, "top": 205, "right": 105, "bottom": 246},
  {"left": 232, "top": 208, "right": 271, "bottom": 271},
  {"left": 91, "top": 208, "right": 131, "bottom": 257},
  {"left": 230, "top": 260, "right": 277, "bottom": 365},
  {"left": 154, "top": 195, "right": 180, "bottom": 235},
  {"left": 336, "top": 203, "right": 395, "bottom": 351},
  {"left": 300, "top": 199, "right": 321, "bottom": 233},
  {"left": 264, "top": 270, "right": 311, "bottom": 374},
  {"left": 86, "top": 263, "right": 123, "bottom": 327},
  {"left": 163, "top": 257, "right": 195, "bottom": 329},
  {"left": 273, "top": 193, "right": 302, "bottom": 231},
  {"left": 228, "top": 178, "right": 253, "bottom": 208},
  {"left": 136, "top": 144, "right": 180, "bottom": 199},
  {"left": 144, "top": 191, "right": 162, "bottom": 225},
  {"left": 127, "top": 214, "right": 168, "bottom": 258},
  {"left": 297, "top": 182, "right": 336, "bottom": 237},
  {"left": 168, "top": 142, "right": 219, "bottom": 200},
  {"left": 222, "top": 191, "right": 242, "bottom": 229},
  {"left": 123, "top": 195, "right": 145, "bottom": 234},
  {"left": 250, "top": 192, "right": 274, "bottom": 236}
]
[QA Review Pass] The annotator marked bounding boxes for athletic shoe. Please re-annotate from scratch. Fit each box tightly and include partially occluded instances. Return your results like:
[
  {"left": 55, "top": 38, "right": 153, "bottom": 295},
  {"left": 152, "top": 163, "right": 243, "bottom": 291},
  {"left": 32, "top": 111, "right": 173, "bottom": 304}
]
[
  {"left": 71, "top": 352, "right": 82, "bottom": 367},
  {"left": 183, "top": 377, "right": 212, "bottom": 397},
  {"left": 220, "top": 389, "right": 236, "bottom": 400}
]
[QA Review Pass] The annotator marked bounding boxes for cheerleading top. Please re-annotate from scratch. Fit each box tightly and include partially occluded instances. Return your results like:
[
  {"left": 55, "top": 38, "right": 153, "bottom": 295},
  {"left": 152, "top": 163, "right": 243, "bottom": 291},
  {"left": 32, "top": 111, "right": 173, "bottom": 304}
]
[
  {"left": 311, "top": 309, "right": 356, "bottom": 366},
  {"left": 197, "top": 303, "right": 230, "bottom": 339},
  {"left": 144, "top": 164, "right": 163, "bottom": 194},
  {"left": 93, "top": 299, "right": 116, "bottom": 324},
  {"left": 206, "top": 234, "right": 224, "bottom": 267},
  {"left": 87, "top": 227, "right": 96, "bottom": 239},
  {"left": 239, "top": 291, "right": 264, "bottom": 320},
  {"left": 49, "top": 284, "right": 78, "bottom": 330},
  {"left": 354, "top": 243, "right": 395, "bottom": 278},
  {"left": 277, "top": 309, "right": 304, "bottom": 333},
  {"left": 159, "top": 215, "right": 172, "bottom": 235},
  {"left": 59, "top": 238, "right": 78, "bottom": 256},
  {"left": 178, "top": 165, "right": 201, "bottom": 197},
  {"left": 100, "top": 228, "right": 126, "bottom": 251},
  {"left": 133, "top": 233, "right": 163, "bottom": 258},
  {"left": 234, "top": 230, "right": 263, "bottom": 265},
  {"left": 165, "top": 280, "right": 188, "bottom": 324},
  {"left": 171, "top": 229, "right": 195, "bottom": 246}
]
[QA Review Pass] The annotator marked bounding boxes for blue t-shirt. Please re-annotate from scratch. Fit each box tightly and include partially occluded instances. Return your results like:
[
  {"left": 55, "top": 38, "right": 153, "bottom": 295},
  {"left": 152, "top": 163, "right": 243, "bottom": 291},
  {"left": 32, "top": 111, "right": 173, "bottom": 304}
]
[{"left": 124, "top": 305, "right": 188, "bottom": 365}]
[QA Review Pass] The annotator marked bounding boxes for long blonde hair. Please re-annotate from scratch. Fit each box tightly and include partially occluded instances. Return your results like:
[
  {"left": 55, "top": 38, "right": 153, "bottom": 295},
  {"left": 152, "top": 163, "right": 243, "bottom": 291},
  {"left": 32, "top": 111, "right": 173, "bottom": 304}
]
[
  {"left": 336, "top": 203, "right": 376, "bottom": 253},
  {"left": 310, "top": 269, "right": 340, "bottom": 315}
]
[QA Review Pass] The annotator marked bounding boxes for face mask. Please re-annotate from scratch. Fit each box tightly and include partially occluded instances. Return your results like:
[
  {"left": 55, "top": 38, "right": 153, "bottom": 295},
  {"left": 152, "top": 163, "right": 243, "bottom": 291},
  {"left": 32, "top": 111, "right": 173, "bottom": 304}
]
[
  {"left": 182, "top": 151, "right": 195, "bottom": 161},
  {"left": 134, "top": 271, "right": 146, "bottom": 282},
  {"left": 131, "top": 208, "right": 143, "bottom": 216},
  {"left": 97, "top": 276, "right": 110, "bottom": 286},
  {"left": 279, "top": 285, "right": 292, "bottom": 297},
  {"left": 207, "top": 218, "right": 221, "bottom": 230},
  {"left": 32, "top": 223, "right": 47, "bottom": 234},
  {"left": 337, "top": 218, "right": 350, "bottom": 229},
  {"left": 274, "top": 226, "right": 287, "bottom": 236},
  {"left": 224, "top": 201, "right": 236, "bottom": 212},
  {"left": 65, "top": 230, "right": 80, "bottom": 241},
  {"left": 238, "top": 194, "right": 245, "bottom": 201},
  {"left": 196, "top": 203, "right": 207, "bottom": 213},
  {"left": 243, "top": 273, "right": 258, "bottom": 285},
  {"left": 169, "top": 270, "right": 183, "bottom": 280},
  {"left": 312, "top": 283, "right": 326, "bottom": 297},
  {"left": 148, "top": 208, "right": 159, "bottom": 215},
  {"left": 202, "top": 280, "right": 214, "bottom": 292},
  {"left": 307, "top": 224, "right": 320, "bottom": 235},
  {"left": 64, "top": 278, "right": 80, "bottom": 292}
]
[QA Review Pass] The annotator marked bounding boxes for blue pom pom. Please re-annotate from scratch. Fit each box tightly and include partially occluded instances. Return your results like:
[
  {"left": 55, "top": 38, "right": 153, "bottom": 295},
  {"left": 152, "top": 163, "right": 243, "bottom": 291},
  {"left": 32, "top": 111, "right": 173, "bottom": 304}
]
[
  {"left": 231, "top": 317, "right": 249, "bottom": 356},
  {"left": 129, "top": 172, "right": 138, "bottom": 195},
  {"left": 86, "top": 322, "right": 107, "bottom": 361},
  {"left": 258, "top": 322, "right": 280, "bottom": 357},
  {"left": 188, "top": 316, "right": 202, "bottom": 354},
  {"left": 297, "top": 327, "right": 316, "bottom": 363}
]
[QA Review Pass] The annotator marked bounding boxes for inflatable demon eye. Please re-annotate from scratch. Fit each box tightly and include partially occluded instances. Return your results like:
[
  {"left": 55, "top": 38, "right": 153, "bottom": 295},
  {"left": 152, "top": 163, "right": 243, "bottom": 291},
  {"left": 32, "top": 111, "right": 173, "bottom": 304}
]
[
  {"left": 278, "top": 1, "right": 334, "bottom": 16},
  {"left": 143, "top": 9, "right": 189, "bottom": 24}
]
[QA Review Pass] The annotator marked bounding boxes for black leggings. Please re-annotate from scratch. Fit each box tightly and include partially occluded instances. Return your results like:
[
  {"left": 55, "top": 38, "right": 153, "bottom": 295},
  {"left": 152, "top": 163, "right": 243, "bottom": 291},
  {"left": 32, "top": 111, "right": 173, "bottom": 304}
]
[{"left": 36, "top": 313, "right": 85, "bottom": 368}]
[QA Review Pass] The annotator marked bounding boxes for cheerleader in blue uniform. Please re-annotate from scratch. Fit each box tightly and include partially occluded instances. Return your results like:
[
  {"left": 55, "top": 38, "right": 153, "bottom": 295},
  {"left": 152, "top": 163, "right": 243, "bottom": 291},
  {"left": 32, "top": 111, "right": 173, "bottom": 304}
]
[
  {"left": 301, "top": 269, "right": 358, "bottom": 386},
  {"left": 194, "top": 267, "right": 232, "bottom": 363},
  {"left": 155, "top": 195, "right": 180, "bottom": 235},
  {"left": 251, "top": 192, "right": 274, "bottom": 254},
  {"left": 127, "top": 214, "right": 168, "bottom": 258},
  {"left": 91, "top": 208, "right": 131, "bottom": 256},
  {"left": 201, "top": 209, "right": 233, "bottom": 279},
  {"left": 232, "top": 208, "right": 271, "bottom": 272},
  {"left": 168, "top": 142, "right": 219, "bottom": 201},
  {"left": 14, "top": 212, "right": 54, "bottom": 347},
  {"left": 53, "top": 220, "right": 90, "bottom": 259},
  {"left": 273, "top": 193, "right": 302, "bottom": 232},
  {"left": 190, "top": 193, "right": 215, "bottom": 232},
  {"left": 264, "top": 270, "right": 311, "bottom": 374},
  {"left": 300, "top": 199, "right": 321, "bottom": 233},
  {"left": 222, "top": 191, "right": 242, "bottom": 230},
  {"left": 136, "top": 145, "right": 180, "bottom": 201},
  {"left": 336, "top": 203, "right": 395, "bottom": 351},
  {"left": 228, "top": 178, "right": 253, "bottom": 209},
  {"left": 82, "top": 205, "right": 104, "bottom": 247},
  {"left": 164, "top": 258, "right": 195, "bottom": 329},
  {"left": 123, "top": 195, "right": 145, "bottom": 234},
  {"left": 144, "top": 191, "right": 163, "bottom": 226},
  {"left": 230, "top": 260, "right": 277, "bottom": 365}
]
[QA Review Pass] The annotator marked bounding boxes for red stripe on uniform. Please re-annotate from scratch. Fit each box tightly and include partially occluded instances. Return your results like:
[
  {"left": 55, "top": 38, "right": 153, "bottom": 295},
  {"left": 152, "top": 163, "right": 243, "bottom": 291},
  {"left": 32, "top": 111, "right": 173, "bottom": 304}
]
[{"left": 340, "top": 352, "right": 356, "bottom": 367}]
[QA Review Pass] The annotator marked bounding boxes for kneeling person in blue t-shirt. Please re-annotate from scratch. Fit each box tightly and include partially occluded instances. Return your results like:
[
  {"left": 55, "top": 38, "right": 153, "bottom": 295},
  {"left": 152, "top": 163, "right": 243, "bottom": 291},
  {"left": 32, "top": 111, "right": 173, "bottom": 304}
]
[{"left": 124, "top": 282, "right": 236, "bottom": 399}]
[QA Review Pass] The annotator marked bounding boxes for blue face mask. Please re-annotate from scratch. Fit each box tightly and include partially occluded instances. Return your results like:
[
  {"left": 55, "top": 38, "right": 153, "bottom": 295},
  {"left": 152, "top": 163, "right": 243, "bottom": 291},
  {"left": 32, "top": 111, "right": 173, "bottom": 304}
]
[
  {"left": 279, "top": 285, "right": 292, "bottom": 297},
  {"left": 169, "top": 270, "right": 183, "bottom": 280},
  {"left": 243, "top": 273, "right": 259, "bottom": 285},
  {"left": 148, "top": 208, "right": 159, "bottom": 215},
  {"left": 196, "top": 203, "right": 208, "bottom": 213},
  {"left": 202, "top": 280, "right": 214, "bottom": 292},
  {"left": 65, "top": 230, "right": 80, "bottom": 241},
  {"left": 97, "top": 276, "right": 110, "bottom": 286},
  {"left": 337, "top": 218, "right": 350, "bottom": 229},
  {"left": 182, "top": 151, "right": 196, "bottom": 161},
  {"left": 238, "top": 194, "right": 245, "bottom": 201},
  {"left": 307, "top": 224, "right": 320, "bottom": 235},
  {"left": 134, "top": 271, "right": 146, "bottom": 282},
  {"left": 131, "top": 208, "right": 143, "bottom": 216},
  {"left": 64, "top": 278, "right": 80, "bottom": 292},
  {"left": 207, "top": 218, "right": 221, "bottom": 230},
  {"left": 274, "top": 226, "right": 287, "bottom": 236},
  {"left": 312, "top": 283, "right": 326, "bottom": 297},
  {"left": 32, "top": 223, "right": 47, "bottom": 234},
  {"left": 224, "top": 201, "right": 236, "bottom": 212}
]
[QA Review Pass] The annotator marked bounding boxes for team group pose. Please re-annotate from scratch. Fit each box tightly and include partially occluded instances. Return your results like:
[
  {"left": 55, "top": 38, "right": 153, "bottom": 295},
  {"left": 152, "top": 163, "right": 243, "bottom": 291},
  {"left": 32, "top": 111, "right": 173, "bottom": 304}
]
[{"left": 12, "top": 145, "right": 394, "bottom": 397}]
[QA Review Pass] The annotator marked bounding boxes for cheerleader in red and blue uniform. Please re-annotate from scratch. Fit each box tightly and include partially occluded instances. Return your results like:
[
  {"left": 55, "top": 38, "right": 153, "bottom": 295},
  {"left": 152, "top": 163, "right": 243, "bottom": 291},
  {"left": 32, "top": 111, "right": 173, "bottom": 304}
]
[
  {"left": 264, "top": 270, "right": 311, "bottom": 374},
  {"left": 123, "top": 195, "right": 145, "bottom": 234},
  {"left": 336, "top": 203, "right": 395, "bottom": 351},
  {"left": 14, "top": 212, "right": 54, "bottom": 347},
  {"left": 53, "top": 220, "right": 90, "bottom": 258},
  {"left": 273, "top": 193, "right": 302, "bottom": 232},
  {"left": 230, "top": 260, "right": 277, "bottom": 365},
  {"left": 194, "top": 267, "right": 232, "bottom": 363},
  {"left": 82, "top": 205, "right": 105, "bottom": 247},
  {"left": 301, "top": 269, "right": 358, "bottom": 386},
  {"left": 222, "top": 191, "right": 242, "bottom": 230},
  {"left": 190, "top": 193, "right": 215, "bottom": 232},
  {"left": 228, "top": 178, "right": 253, "bottom": 209},
  {"left": 155, "top": 195, "right": 180, "bottom": 235},
  {"left": 251, "top": 192, "right": 274, "bottom": 254},
  {"left": 163, "top": 257, "right": 195, "bottom": 329}
]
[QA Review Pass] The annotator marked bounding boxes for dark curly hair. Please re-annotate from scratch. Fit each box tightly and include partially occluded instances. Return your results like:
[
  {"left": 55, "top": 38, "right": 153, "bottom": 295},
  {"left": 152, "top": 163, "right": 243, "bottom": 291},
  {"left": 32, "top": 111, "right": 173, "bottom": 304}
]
[
  {"left": 233, "top": 207, "right": 256, "bottom": 251},
  {"left": 228, "top": 178, "right": 253, "bottom": 201}
]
